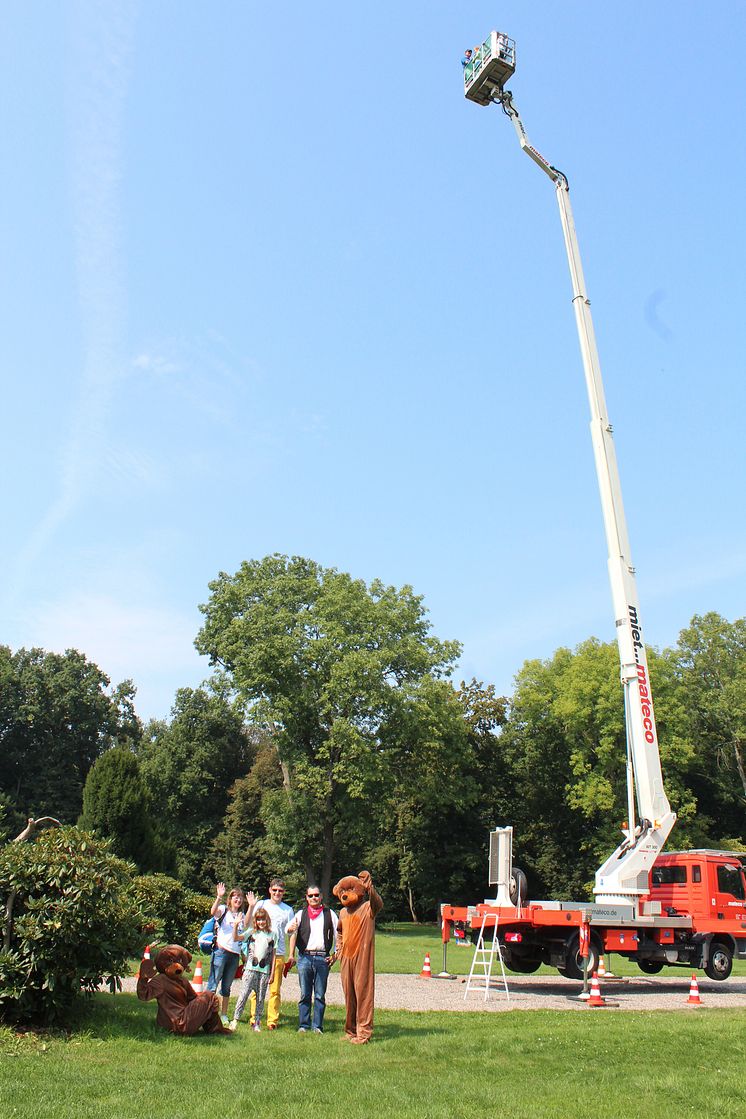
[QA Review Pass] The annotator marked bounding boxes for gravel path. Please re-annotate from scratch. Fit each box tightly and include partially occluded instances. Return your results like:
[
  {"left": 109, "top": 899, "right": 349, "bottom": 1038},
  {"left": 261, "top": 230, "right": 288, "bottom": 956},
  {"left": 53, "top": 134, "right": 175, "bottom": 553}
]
[{"left": 118, "top": 971, "right": 746, "bottom": 1013}]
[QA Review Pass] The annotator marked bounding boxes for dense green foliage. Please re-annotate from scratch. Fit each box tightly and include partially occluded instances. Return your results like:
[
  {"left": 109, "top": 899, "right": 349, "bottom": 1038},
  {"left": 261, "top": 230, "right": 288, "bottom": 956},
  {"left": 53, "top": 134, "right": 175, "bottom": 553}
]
[
  {"left": 79, "top": 747, "right": 162, "bottom": 870},
  {"left": 196, "top": 554, "right": 462, "bottom": 897},
  {"left": 208, "top": 735, "right": 287, "bottom": 891},
  {"left": 2, "top": 561, "right": 743, "bottom": 920},
  {"left": 138, "top": 687, "right": 253, "bottom": 888},
  {"left": 0, "top": 827, "right": 144, "bottom": 1023},
  {"left": 672, "top": 612, "right": 746, "bottom": 839},
  {"left": 129, "top": 873, "right": 213, "bottom": 950},
  {"left": 499, "top": 620, "right": 745, "bottom": 899},
  {"left": 0, "top": 645, "right": 140, "bottom": 824}
]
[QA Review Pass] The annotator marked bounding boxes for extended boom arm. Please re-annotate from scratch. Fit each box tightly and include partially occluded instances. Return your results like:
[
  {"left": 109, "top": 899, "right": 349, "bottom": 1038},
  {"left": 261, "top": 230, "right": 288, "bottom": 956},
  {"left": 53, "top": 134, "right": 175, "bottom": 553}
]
[{"left": 498, "top": 89, "right": 676, "bottom": 905}]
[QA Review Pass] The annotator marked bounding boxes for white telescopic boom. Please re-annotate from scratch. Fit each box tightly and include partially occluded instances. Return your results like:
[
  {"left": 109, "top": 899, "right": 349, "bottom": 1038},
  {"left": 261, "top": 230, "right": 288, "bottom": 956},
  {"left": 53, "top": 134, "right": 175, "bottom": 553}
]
[{"left": 497, "top": 88, "right": 676, "bottom": 906}]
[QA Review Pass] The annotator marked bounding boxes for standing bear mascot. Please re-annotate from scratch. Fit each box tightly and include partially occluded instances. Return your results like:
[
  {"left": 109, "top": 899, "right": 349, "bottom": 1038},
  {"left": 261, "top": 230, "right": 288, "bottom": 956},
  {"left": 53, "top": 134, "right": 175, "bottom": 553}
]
[
  {"left": 332, "top": 870, "right": 383, "bottom": 1044},
  {"left": 137, "top": 945, "right": 233, "bottom": 1036}
]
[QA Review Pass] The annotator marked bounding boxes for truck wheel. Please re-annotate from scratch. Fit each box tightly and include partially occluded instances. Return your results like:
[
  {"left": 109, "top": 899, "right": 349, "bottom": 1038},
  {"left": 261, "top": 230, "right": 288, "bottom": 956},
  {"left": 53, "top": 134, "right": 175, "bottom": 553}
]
[
  {"left": 558, "top": 932, "right": 598, "bottom": 980},
  {"left": 704, "top": 941, "right": 733, "bottom": 981},
  {"left": 508, "top": 958, "right": 541, "bottom": 974},
  {"left": 509, "top": 868, "right": 528, "bottom": 906},
  {"left": 637, "top": 960, "right": 664, "bottom": 975}
]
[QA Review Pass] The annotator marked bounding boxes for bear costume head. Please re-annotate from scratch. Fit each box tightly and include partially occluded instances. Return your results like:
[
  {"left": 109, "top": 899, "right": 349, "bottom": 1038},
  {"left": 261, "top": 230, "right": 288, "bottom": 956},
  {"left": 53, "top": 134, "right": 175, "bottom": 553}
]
[
  {"left": 333, "top": 874, "right": 368, "bottom": 910},
  {"left": 155, "top": 945, "right": 192, "bottom": 978}
]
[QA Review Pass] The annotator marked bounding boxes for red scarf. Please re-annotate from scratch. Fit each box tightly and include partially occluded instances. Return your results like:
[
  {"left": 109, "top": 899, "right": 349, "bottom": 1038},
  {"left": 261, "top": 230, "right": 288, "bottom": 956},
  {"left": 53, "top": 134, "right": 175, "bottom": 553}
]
[{"left": 307, "top": 904, "right": 323, "bottom": 920}]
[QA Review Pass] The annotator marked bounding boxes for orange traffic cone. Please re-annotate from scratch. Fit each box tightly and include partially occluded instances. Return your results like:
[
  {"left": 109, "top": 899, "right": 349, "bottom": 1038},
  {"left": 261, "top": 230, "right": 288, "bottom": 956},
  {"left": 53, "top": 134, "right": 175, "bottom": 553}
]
[
  {"left": 601, "top": 954, "right": 617, "bottom": 978},
  {"left": 419, "top": 952, "right": 432, "bottom": 979},
  {"left": 597, "top": 955, "right": 607, "bottom": 978},
  {"left": 192, "top": 959, "right": 204, "bottom": 994},
  {"left": 687, "top": 973, "right": 702, "bottom": 1006},
  {"left": 587, "top": 971, "right": 606, "bottom": 1008},
  {"left": 144, "top": 944, "right": 151, "bottom": 960}
]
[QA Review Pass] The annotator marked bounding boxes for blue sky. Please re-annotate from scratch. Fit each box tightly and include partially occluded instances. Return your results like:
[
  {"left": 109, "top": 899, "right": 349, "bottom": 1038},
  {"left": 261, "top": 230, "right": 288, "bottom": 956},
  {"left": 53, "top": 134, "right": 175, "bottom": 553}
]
[{"left": 2, "top": 2, "right": 745, "bottom": 721}]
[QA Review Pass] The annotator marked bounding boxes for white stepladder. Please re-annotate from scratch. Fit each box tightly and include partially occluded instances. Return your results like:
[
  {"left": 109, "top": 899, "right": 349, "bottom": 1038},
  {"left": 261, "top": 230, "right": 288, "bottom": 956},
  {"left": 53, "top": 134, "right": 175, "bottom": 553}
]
[{"left": 464, "top": 912, "right": 510, "bottom": 1002}]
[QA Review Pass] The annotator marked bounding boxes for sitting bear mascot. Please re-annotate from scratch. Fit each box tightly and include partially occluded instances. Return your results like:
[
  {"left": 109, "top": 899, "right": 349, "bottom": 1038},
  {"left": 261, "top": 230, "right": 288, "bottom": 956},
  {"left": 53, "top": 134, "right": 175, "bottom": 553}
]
[
  {"left": 137, "top": 945, "right": 232, "bottom": 1036},
  {"left": 332, "top": 870, "right": 383, "bottom": 1044}
]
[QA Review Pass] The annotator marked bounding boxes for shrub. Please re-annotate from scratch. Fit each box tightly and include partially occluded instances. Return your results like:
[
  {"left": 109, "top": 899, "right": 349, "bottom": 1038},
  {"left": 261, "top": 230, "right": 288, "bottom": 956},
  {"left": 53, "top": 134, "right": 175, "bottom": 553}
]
[
  {"left": 0, "top": 827, "right": 145, "bottom": 1023},
  {"left": 131, "top": 873, "right": 213, "bottom": 952}
]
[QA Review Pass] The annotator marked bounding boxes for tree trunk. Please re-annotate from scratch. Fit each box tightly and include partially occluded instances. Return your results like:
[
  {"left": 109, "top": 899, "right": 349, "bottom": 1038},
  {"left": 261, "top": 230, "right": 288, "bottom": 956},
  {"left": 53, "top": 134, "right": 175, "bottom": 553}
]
[
  {"left": 407, "top": 886, "right": 420, "bottom": 924},
  {"left": 320, "top": 816, "right": 335, "bottom": 902},
  {"left": 299, "top": 854, "right": 315, "bottom": 885},
  {"left": 4, "top": 817, "right": 61, "bottom": 951},
  {"left": 734, "top": 738, "right": 746, "bottom": 801}
]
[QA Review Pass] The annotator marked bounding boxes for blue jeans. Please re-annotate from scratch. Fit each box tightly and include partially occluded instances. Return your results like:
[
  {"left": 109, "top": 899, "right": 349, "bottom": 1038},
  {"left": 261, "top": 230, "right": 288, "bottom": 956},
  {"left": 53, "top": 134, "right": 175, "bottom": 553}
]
[
  {"left": 297, "top": 952, "right": 330, "bottom": 1031},
  {"left": 207, "top": 948, "right": 240, "bottom": 997}
]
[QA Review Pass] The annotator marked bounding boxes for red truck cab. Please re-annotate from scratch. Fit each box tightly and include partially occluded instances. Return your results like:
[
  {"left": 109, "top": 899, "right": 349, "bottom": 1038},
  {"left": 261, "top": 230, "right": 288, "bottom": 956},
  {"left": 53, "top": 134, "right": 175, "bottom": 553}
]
[{"left": 645, "top": 849, "right": 746, "bottom": 979}]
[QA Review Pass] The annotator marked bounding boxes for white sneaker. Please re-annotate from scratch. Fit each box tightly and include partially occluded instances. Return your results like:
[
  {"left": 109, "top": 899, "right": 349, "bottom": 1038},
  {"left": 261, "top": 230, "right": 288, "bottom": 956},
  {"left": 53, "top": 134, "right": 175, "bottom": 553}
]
[
  {"left": 228, "top": 1020, "right": 238, "bottom": 1032},
  {"left": 252, "top": 1022, "right": 261, "bottom": 1032}
]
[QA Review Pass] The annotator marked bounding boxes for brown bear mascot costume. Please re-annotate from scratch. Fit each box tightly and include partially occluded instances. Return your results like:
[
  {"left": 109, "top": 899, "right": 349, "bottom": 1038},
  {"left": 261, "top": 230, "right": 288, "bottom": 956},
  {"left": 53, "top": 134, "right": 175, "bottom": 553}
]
[
  {"left": 332, "top": 870, "right": 382, "bottom": 1044},
  {"left": 137, "top": 945, "right": 232, "bottom": 1035}
]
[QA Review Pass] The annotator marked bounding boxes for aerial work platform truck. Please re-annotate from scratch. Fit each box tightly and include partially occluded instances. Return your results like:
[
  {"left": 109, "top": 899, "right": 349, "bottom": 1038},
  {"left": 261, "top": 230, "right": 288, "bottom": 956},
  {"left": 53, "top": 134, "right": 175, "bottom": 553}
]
[{"left": 442, "top": 33, "right": 746, "bottom": 982}]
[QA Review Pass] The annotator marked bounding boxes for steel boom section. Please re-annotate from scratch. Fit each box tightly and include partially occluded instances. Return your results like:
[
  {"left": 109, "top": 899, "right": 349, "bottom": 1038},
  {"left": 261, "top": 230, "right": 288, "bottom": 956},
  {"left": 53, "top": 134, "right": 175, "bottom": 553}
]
[{"left": 499, "top": 93, "right": 676, "bottom": 905}]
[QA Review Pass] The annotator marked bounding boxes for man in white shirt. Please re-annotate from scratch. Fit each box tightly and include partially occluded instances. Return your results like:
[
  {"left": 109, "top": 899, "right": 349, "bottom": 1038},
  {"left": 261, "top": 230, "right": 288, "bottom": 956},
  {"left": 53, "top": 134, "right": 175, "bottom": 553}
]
[
  {"left": 248, "top": 877, "right": 295, "bottom": 1029},
  {"left": 286, "top": 885, "right": 339, "bottom": 1034}
]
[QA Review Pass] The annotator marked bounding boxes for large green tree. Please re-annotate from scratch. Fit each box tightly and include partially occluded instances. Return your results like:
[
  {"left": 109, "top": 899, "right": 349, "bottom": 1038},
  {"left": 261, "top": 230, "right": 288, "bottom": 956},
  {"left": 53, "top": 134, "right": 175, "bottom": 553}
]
[
  {"left": 670, "top": 612, "right": 746, "bottom": 843},
  {"left": 498, "top": 637, "right": 700, "bottom": 899},
  {"left": 368, "top": 677, "right": 509, "bottom": 919},
  {"left": 0, "top": 646, "right": 140, "bottom": 824},
  {"left": 196, "top": 554, "right": 461, "bottom": 897},
  {"left": 78, "top": 746, "right": 162, "bottom": 870},
  {"left": 138, "top": 686, "right": 253, "bottom": 889},
  {"left": 208, "top": 733, "right": 284, "bottom": 892}
]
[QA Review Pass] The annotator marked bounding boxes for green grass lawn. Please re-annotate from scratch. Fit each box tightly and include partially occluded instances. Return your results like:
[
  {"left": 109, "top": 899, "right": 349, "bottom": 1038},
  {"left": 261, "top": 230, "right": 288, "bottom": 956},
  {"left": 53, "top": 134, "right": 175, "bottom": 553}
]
[
  {"left": 1, "top": 994, "right": 744, "bottom": 1119},
  {"left": 3, "top": 925, "right": 744, "bottom": 1119}
]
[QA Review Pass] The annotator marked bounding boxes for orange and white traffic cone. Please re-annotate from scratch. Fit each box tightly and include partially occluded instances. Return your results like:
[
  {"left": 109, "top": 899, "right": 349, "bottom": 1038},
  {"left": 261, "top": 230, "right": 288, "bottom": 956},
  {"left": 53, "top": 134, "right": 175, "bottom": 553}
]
[
  {"left": 587, "top": 971, "right": 606, "bottom": 1008},
  {"left": 419, "top": 952, "right": 432, "bottom": 979},
  {"left": 597, "top": 955, "right": 607, "bottom": 978},
  {"left": 687, "top": 973, "right": 702, "bottom": 1006},
  {"left": 192, "top": 959, "right": 204, "bottom": 994}
]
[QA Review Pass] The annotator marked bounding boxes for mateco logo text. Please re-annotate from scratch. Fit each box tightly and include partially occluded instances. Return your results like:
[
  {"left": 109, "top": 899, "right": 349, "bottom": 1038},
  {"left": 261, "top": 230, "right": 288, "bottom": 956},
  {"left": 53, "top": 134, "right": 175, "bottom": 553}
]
[{"left": 629, "top": 605, "right": 656, "bottom": 745}]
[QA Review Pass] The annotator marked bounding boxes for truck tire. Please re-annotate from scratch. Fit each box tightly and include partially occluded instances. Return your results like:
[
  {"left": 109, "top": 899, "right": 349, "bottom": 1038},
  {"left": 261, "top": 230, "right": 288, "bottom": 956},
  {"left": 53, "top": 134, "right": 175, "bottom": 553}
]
[
  {"left": 509, "top": 867, "right": 528, "bottom": 906},
  {"left": 704, "top": 941, "right": 733, "bottom": 981},
  {"left": 508, "top": 958, "right": 541, "bottom": 974},
  {"left": 558, "top": 932, "right": 598, "bottom": 980},
  {"left": 637, "top": 960, "right": 664, "bottom": 975}
]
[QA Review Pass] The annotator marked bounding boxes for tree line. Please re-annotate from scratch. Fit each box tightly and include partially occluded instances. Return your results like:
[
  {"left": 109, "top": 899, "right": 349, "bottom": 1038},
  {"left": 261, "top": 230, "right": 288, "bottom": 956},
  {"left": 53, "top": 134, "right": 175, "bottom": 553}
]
[{"left": 1, "top": 555, "right": 744, "bottom": 917}]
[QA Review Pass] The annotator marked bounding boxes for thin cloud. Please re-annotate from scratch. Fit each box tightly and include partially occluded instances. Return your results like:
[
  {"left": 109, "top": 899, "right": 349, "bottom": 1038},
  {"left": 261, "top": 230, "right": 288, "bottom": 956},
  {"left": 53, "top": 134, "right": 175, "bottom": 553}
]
[
  {"left": 26, "top": 590, "right": 206, "bottom": 722},
  {"left": 9, "top": 1, "right": 137, "bottom": 594},
  {"left": 133, "top": 352, "right": 181, "bottom": 376}
]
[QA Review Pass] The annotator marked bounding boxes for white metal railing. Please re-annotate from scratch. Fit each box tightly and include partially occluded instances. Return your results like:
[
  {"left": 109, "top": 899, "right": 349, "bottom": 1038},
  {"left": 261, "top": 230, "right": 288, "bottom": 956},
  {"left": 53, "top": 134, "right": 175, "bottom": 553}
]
[{"left": 463, "top": 32, "right": 516, "bottom": 94}]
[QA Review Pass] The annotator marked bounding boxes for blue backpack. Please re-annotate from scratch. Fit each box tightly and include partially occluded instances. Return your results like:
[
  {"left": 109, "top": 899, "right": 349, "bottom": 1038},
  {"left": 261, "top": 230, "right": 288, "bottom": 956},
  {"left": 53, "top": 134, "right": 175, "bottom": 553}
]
[{"left": 198, "top": 916, "right": 217, "bottom": 953}]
